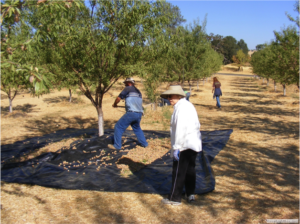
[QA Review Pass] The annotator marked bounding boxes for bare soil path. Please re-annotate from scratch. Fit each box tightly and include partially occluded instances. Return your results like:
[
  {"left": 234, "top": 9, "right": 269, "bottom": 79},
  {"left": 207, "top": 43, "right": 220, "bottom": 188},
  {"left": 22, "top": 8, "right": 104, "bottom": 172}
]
[{"left": 1, "top": 72, "right": 299, "bottom": 223}]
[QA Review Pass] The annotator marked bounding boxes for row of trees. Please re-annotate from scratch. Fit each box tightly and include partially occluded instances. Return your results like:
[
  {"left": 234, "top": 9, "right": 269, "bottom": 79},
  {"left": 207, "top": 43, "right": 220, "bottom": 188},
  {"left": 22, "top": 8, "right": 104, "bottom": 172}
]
[
  {"left": 1, "top": 0, "right": 223, "bottom": 136},
  {"left": 251, "top": 1, "right": 299, "bottom": 96},
  {"left": 144, "top": 18, "right": 223, "bottom": 109},
  {"left": 206, "top": 33, "right": 249, "bottom": 64}
]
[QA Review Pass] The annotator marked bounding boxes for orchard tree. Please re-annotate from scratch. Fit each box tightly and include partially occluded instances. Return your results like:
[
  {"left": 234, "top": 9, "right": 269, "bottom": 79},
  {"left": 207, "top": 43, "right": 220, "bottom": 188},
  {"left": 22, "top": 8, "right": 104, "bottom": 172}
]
[
  {"left": 34, "top": 0, "right": 172, "bottom": 136},
  {"left": 287, "top": 0, "right": 300, "bottom": 90},
  {"left": 271, "top": 26, "right": 299, "bottom": 95},
  {"left": 0, "top": 0, "right": 61, "bottom": 112},
  {"left": 165, "top": 18, "right": 222, "bottom": 91},
  {"left": 251, "top": 45, "right": 276, "bottom": 88},
  {"left": 1, "top": 0, "right": 80, "bottom": 111}
]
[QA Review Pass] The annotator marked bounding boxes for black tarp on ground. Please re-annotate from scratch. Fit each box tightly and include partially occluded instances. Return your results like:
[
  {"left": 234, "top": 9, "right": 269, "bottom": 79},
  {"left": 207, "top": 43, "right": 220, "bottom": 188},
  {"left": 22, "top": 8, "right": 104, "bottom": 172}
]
[{"left": 1, "top": 129, "right": 233, "bottom": 194}]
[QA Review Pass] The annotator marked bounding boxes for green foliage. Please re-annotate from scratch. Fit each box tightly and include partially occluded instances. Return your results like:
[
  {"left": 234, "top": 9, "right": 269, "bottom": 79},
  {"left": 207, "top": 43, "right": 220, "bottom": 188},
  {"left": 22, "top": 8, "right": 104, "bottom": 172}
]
[
  {"left": 29, "top": 0, "right": 173, "bottom": 135},
  {"left": 237, "top": 39, "right": 249, "bottom": 56},
  {"left": 236, "top": 49, "right": 246, "bottom": 65},
  {"left": 206, "top": 33, "right": 225, "bottom": 56},
  {"left": 162, "top": 17, "right": 222, "bottom": 86},
  {"left": 251, "top": 26, "right": 299, "bottom": 94},
  {"left": 222, "top": 36, "right": 238, "bottom": 64},
  {"left": 255, "top": 44, "right": 265, "bottom": 51},
  {"left": 0, "top": 0, "right": 69, "bottom": 112},
  {"left": 272, "top": 26, "right": 299, "bottom": 86}
]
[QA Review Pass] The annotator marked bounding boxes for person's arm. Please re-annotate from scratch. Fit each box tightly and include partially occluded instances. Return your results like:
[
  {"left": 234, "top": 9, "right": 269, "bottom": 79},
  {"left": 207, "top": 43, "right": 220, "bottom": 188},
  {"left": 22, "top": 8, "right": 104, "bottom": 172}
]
[
  {"left": 112, "top": 97, "right": 121, "bottom": 107},
  {"left": 212, "top": 85, "right": 215, "bottom": 93}
]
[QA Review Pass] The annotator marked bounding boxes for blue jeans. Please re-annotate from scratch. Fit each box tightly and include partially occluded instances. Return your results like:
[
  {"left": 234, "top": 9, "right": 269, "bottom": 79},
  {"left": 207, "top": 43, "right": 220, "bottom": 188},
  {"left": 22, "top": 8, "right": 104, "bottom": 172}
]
[
  {"left": 113, "top": 112, "right": 148, "bottom": 150},
  {"left": 185, "top": 92, "right": 190, "bottom": 101},
  {"left": 216, "top": 96, "right": 221, "bottom": 108}
]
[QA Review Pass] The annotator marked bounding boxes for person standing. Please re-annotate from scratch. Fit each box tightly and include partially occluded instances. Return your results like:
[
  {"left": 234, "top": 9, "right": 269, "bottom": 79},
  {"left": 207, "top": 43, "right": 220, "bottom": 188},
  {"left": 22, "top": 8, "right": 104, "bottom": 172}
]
[
  {"left": 110, "top": 77, "right": 148, "bottom": 150},
  {"left": 212, "top": 77, "right": 222, "bottom": 108},
  {"left": 160, "top": 85, "right": 202, "bottom": 205}
]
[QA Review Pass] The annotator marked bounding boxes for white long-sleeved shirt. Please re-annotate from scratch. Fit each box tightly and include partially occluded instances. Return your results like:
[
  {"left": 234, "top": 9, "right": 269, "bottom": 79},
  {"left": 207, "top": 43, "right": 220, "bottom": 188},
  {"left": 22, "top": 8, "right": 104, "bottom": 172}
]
[{"left": 170, "top": 98, "right": 202, "bottom": 157}]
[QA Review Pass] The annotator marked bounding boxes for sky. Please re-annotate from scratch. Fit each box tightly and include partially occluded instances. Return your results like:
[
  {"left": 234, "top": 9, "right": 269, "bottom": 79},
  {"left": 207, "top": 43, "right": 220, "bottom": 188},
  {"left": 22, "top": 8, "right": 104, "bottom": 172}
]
[{"left": 167, "top": 1, "right": 298, "bottom": 50}]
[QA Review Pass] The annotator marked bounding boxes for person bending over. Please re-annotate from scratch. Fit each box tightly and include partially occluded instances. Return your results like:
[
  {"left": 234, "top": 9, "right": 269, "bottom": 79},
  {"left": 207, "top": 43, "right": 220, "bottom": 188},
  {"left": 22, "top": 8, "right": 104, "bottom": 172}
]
[{"left": 110, "top": 77, "right": 148, "bottom": 150}]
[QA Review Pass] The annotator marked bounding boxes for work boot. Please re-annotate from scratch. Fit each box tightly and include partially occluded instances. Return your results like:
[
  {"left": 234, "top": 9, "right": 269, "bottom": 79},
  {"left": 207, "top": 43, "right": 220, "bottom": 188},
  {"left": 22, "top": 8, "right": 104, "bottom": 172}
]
[{"left": 107, "top": 144, "right": 117, "bottom": 150}]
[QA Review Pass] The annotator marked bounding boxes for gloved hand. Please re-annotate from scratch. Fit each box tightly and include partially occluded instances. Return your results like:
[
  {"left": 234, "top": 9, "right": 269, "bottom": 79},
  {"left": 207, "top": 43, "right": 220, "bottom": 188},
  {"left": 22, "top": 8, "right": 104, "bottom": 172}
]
[{"left": 173, "top": 149, "right": 180, "bottom": 161}]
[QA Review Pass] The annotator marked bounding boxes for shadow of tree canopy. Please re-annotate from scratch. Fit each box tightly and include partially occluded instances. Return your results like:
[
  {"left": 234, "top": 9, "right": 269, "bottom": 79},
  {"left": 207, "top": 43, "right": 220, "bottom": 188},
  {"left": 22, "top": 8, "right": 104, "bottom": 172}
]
[
  {"left": 222, "top": 97, "right": 284, "bottom": 106},
  {"left": 43, "top": 96, "right": 83, "bottom": 104},
  {"left": 225, "top": 92, "right": 265, "bottom": 98},
  {"left": 198, "top": 110, "right": 298, "bottom": 136},
  {"left": 23, "top": 116, "right": 98, "bottom": 135},
  {"left": 1, "top": 103, "right": 38, "bottom": 114}
]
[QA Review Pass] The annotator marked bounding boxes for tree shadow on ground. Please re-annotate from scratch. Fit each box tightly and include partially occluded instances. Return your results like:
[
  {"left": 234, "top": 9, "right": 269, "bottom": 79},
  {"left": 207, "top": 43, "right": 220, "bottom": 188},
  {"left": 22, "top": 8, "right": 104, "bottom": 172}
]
[
  {"left": 222, "top": 97, "right": 284, "bottom": 106},
  {"left": 225, "top": 92, "right": 268, "bottom": 98},
  {"left": 1, "top": 104, "right": 38, "bottom": 114},
  {"left": 197, "top": 106, "right": 298, "bottom": 136},
  {"left": 193, "top": 89, "right": 203, "bottom": 93},
  {"left": 208, "top": 138, "right": 299, "bottom": 223},
  {"left": 1, "top": 182, "right": 46, "bottom": 204},
  {"left": 43, "top": 96, "right": 84, "bottom": 104},
  {"left": 1, "top": 115, "right": 118, "bottom": 144}
]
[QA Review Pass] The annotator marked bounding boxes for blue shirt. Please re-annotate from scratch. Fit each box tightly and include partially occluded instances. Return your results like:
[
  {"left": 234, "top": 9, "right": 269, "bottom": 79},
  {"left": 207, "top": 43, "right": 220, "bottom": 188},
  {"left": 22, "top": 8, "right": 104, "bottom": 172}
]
[{"left": 119, "top": 86, "right": 143, "bottom": 113}]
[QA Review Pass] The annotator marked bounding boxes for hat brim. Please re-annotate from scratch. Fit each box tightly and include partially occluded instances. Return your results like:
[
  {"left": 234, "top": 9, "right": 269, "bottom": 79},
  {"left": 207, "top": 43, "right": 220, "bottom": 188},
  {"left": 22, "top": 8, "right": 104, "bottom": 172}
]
[
  {"left": 123, "top": 80, "right": 135, "bottom": 83},
  {"left": 160, "top": 90, "right": 186, "bottom": 99}
]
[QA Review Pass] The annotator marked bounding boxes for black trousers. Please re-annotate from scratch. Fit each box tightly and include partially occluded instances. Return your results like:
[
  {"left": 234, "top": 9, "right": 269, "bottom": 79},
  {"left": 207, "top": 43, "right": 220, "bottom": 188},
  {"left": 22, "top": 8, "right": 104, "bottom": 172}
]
[{"left": 169, "top": 149, "right": 198, "bottom": 202}]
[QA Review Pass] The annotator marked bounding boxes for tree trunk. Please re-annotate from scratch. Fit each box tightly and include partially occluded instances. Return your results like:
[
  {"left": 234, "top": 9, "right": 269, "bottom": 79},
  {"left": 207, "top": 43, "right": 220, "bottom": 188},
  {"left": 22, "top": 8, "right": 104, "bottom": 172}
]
[
  {"left": 203, "top": 79, "right": 205, "bottom": 85},
  {"left": 8, "top": 88, "right": 12, "bottom": 113},
  {"left": 152, "top": 102, "right": 156, "bottom": 111},
  {"left": 197, "top": 80, "right": 199, "bottom": 90},
  {"left": 282, "top": 84, "right": 286, "bottom": 96},
  {"left": 262, "top": 78, "right": 264, "bottom": 84},
  {"left": 69, "top": 89, "right": 72, "bottom": 102},
  {"left": 274, "top": 81, "right": 276, "bottom": 92},
  {"left": 97, "top": 106, "right": 104, "bottom": 136},
  {"left": 267, "top": 78, "right": 269, "bottom": 86},
  {"left": 9, "top": 98, "right": 13, "bottom": 113}
]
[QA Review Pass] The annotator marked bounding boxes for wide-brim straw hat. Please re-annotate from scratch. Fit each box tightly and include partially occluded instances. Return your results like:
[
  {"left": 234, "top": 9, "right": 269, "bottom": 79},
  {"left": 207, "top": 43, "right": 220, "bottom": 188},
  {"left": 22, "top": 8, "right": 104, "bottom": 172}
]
[
  {"left": 123, "top": 77, "right": 135, "bottom": 84},
  {"left": 160, "top": 85, "right": 186, "bottom": 99}
]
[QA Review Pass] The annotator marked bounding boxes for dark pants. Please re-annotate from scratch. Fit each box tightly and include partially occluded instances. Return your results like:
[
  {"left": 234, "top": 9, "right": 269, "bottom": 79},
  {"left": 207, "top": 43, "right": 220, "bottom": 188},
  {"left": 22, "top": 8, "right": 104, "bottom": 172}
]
[{"left": 169, "top": 149, "right": 198, "bottom": 202}]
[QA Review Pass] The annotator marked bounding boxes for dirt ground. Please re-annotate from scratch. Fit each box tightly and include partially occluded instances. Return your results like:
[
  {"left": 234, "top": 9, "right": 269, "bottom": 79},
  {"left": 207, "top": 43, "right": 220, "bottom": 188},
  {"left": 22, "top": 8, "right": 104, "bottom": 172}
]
[{"left": 1, "top": 67, "right": 299, "bottom": 224}]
